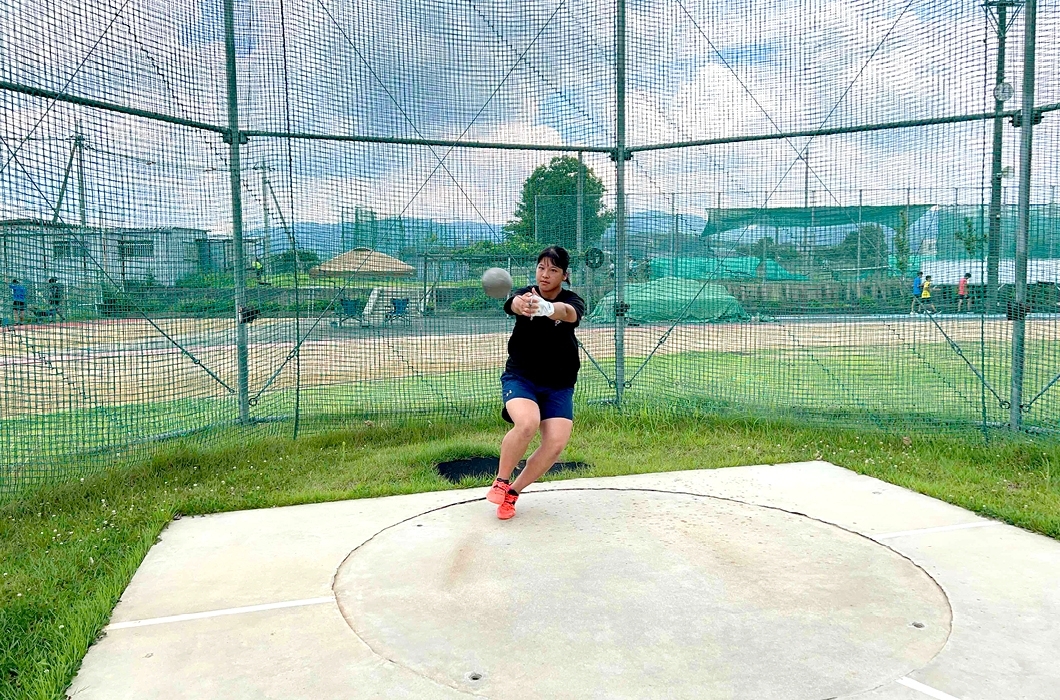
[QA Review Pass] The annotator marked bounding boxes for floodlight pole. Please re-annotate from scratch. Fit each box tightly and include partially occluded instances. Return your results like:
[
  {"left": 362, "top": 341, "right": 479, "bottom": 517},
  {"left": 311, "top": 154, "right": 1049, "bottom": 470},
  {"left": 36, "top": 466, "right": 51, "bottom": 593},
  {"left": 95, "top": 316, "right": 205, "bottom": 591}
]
[
  {"left": 1010, "top": 0, "right": 1036, "bottom": 430},
  {"left": 613, "top": 0, "right": 628, "bottom": 406},
  {"left": 223, "top": 0, "right": 251, "bottom": 424},
  {"left": 986, "top": 1, "right": 1021, "bottom": 312}
]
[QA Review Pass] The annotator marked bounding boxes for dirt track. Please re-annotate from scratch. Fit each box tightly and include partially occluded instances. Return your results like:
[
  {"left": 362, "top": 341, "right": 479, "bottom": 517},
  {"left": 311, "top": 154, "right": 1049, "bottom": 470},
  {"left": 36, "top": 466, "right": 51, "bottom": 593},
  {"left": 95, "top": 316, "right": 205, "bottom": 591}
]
[{"left": 2, "top": 315, "right": 1057, "bottom": 417}]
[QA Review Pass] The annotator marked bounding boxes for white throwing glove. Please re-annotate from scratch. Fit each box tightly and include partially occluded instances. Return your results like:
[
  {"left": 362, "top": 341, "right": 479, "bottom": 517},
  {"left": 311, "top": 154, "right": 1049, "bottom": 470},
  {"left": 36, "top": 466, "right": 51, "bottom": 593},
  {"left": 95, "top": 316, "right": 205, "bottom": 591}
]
[{"left": 531, "top": 298, "right": 555, "bottom": 318}]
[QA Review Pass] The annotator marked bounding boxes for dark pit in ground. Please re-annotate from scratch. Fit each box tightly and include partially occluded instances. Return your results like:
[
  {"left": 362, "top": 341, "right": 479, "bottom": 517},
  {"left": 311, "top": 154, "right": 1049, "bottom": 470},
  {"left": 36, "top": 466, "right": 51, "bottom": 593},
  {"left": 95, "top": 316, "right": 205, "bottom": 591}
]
[{"left": 435, "top": 456, "right": 591, "bottom": 483}]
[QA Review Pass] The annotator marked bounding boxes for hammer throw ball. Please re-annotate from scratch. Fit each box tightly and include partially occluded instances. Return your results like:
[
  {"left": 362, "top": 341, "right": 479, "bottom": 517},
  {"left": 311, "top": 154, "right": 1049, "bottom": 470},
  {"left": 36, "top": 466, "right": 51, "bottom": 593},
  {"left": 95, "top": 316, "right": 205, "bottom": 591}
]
[{"left": 481, "top": 267, "right": 514, "bottom": 300}]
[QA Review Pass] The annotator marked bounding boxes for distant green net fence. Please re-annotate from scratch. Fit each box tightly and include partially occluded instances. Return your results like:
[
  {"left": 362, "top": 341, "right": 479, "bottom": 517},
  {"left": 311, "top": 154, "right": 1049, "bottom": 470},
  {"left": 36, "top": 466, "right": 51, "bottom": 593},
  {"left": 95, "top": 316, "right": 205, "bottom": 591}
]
[{"left": 1, "top": 0, "right": 1060, "bottom": 497}]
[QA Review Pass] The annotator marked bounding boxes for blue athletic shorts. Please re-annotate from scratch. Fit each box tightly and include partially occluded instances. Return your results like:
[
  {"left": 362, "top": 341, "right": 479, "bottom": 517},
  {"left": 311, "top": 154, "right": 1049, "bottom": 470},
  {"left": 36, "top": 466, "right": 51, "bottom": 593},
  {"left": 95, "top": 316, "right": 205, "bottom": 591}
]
[{"left": 500, "top": 371, "right": 574, "bottom": 422}]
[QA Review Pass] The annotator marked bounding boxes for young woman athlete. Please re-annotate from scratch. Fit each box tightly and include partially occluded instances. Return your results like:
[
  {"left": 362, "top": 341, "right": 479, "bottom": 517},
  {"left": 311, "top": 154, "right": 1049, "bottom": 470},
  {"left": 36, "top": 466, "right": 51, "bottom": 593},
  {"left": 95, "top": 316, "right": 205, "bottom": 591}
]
[{"left": 486, "top": 246, "right": 585, "bottom": 520}]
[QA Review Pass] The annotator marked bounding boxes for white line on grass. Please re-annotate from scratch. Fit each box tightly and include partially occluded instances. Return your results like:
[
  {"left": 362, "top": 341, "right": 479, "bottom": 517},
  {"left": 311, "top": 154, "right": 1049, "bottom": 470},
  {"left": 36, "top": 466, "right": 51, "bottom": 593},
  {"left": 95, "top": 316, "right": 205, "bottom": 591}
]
[
  {"left": 897, "top": 676, "right": 963, "bottom": 699},
  {"left": 105, "top": 596, "right": 336, "bottom": 631},
  {"left": 874, "top": 521, "right": 1002, "bottom": 540}
]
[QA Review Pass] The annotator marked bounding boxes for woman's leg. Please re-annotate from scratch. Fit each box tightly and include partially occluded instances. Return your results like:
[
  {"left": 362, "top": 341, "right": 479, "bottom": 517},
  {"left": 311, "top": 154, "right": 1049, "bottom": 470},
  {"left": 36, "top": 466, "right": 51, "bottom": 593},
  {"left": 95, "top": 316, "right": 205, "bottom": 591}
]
[
  {"left": 511, "top": 417, "right": 572, "bottom": 493},
  {"left": 497, "top": 398, "right": 540, "bottom": 481}
]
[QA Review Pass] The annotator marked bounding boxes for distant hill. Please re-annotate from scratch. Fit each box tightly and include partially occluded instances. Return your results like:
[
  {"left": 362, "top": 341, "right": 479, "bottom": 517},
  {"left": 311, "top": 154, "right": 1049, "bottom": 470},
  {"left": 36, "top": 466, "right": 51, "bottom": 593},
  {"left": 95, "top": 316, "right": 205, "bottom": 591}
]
[{"left": 599, "top": 210, "right": 709, "bottom": 258}]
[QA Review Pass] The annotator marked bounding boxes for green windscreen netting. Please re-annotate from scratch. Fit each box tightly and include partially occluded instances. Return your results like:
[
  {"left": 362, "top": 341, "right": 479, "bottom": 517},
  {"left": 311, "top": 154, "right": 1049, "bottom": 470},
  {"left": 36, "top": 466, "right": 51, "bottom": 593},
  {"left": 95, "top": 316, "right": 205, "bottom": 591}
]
[
  {"left": 1, "top": 0, "right": 1060, "bottom": 497},
  {"left": 650, "top": 257, "right": 808, "bottom": 282}
]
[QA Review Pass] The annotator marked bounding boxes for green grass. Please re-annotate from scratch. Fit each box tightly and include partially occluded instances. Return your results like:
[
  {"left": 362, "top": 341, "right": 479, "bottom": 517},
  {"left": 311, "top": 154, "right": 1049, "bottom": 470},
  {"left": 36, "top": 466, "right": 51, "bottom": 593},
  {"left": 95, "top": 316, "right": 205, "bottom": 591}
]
[
  {"left": 2, "top": 409, "right": 1060, "bottom": 699},
  {"left": 8, "top": 338, "right": 1060, "bottom": 497}
]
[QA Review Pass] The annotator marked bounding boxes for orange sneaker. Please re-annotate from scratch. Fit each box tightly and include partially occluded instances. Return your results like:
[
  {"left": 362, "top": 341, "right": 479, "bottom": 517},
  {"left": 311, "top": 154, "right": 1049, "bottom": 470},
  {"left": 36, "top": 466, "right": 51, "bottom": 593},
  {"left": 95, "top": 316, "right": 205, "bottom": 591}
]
[
  {"left": 497, "top": 489, "right": 519, "bottom": 520},
  {"left": 486, "top": 478, "right": 509, "bottom": 504}
]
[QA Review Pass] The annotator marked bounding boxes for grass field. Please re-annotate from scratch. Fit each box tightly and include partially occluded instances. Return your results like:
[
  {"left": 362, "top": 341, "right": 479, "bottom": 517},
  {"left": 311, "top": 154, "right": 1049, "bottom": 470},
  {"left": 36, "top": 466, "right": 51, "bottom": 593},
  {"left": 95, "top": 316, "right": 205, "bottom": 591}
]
[
  {"left": 6, "top": 333, "right": 1060, "bottom": 498},
  {"left": 1, "top": 409, "right": 1059, "bottom": 700}
]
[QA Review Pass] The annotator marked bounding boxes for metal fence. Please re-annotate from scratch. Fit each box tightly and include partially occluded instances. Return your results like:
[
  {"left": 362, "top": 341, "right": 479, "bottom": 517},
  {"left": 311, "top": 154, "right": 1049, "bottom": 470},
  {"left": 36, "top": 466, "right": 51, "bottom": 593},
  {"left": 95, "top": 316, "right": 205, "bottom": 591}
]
[{"left": 2, "top": 0, "right": 1060, "bottom": 497}]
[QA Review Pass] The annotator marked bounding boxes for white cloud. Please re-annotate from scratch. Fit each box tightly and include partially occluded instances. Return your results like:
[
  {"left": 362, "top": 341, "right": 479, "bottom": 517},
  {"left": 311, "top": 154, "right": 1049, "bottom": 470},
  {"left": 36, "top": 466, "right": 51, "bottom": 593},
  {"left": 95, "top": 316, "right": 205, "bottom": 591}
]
[{"left": 1, "top": 0, "right": 1058, "bottom": 230}]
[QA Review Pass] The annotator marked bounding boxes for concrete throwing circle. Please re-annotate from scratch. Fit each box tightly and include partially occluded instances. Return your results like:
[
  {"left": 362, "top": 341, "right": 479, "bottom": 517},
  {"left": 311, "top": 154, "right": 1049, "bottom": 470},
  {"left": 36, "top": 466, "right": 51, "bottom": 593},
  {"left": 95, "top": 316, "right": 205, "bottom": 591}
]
[{"left": 334, "top": 489, "right": 950, "bottom": 699}]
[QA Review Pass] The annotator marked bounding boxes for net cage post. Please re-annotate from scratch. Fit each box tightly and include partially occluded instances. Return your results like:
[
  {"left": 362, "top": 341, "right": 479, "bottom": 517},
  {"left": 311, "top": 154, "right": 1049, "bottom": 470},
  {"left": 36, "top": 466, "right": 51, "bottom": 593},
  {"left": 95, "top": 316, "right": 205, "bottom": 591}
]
[
  {"left": 1011, "top": 0, "right": 1038, "bottom": 430},
  {"left": 224, "top": 0, "right": 251, "bottom": 423},
  {"left": 986, "top": 1, "right": 1019, "bottom": 313},
  {"left": 613, "top": 0, "right": 628, "bottom": 407},
  {"left": 576, "top": 151, "right": 585, "bottom": 262}
]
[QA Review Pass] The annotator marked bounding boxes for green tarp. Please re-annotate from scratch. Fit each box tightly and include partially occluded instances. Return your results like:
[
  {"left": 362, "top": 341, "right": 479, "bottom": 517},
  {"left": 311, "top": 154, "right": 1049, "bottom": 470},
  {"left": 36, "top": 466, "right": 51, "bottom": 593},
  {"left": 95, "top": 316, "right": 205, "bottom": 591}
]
[
  {"left": 650, "top": 256, "right": 808, "bottom": 281},
  {"left": 587, "top": 278, "right": 749, "bottom": 324},
  {"left": 703, "top": 206, "right": 932, "bottom": 236},
  {"left": 933, "top": 205, "right": 1060, "bottom": 260}
]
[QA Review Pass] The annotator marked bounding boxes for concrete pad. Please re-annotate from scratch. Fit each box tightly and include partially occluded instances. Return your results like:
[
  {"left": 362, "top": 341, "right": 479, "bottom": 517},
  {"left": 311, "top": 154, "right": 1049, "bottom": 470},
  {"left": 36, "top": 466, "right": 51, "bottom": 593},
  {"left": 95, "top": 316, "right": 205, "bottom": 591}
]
[
  {"left": 72, "top": 600, "right": 464, "bottom": 699},
  {"left": 877, "top": 524, "right": 1060, "bottom": 700},
  {"left": 109, "top": 490, "right": 474, "bottom": 622},
  {"left": 69, "top": 462, "right": 1060, "bottom": 700},
  {"left": 335, "top": 490, "right": 949, "bottom": 699}
]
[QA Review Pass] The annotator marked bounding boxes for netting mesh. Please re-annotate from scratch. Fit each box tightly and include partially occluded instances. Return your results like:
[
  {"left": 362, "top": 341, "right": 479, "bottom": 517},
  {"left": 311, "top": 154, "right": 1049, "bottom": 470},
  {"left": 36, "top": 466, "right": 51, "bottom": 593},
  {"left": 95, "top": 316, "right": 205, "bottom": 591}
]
[{"left": 1, "top": 0, "right": 1059, "bottom": 497}]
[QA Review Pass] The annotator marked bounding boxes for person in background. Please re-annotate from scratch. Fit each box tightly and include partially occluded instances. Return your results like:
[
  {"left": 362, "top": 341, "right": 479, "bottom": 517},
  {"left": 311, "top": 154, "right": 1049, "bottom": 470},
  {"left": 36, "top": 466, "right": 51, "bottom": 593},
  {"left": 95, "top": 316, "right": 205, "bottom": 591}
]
[
  {"left": 46, "top": 277, "right": 63, "bottom": 320},
  {"left": 956, "top": 272, "right": 971, "bottom": 313},
  {"left": 252, "top": 257, "right": 264, "bottom": 284},
  {"left": 910, "top": 271, "right": 924, "bottom": 315},
  {"left": 10, "top": 278, "right": 27, "bottom": 323}
]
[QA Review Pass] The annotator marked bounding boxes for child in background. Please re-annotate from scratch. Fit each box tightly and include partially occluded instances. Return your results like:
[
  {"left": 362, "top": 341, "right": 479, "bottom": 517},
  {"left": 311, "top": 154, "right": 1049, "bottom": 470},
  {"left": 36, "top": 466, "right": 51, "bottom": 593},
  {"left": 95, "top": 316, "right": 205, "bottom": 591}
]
[{"left": 920, "top": 275, "right": 937, "bottom": 314}]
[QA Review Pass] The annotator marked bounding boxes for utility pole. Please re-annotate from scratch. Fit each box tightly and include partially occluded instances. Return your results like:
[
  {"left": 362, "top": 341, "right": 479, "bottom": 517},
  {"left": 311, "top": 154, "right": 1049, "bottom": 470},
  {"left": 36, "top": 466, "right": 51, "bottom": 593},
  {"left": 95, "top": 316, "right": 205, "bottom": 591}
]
[
  {"left": 985, "top": 1, "right": 1022, "bottom": 312},
  {"left": 1010, "top": 0, "right": 1037, "bottom": 430}
]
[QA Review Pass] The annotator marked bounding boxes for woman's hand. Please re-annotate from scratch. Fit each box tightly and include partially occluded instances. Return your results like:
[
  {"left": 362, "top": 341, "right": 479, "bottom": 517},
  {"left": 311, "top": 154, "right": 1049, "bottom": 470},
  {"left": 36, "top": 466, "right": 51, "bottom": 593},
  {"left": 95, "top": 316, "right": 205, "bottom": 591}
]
[
  {"left": 528, "top": 292, "right": 555, "bottom": 318},
  {"left": 511, "top": 292, "right": 536, "bottom": 317}
]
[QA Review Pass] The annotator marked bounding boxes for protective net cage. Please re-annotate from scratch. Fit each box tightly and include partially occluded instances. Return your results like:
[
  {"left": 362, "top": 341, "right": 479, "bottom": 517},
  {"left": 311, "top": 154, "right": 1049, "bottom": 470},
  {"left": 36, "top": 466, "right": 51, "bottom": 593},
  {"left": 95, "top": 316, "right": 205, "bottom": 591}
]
[{"left": 1, "top": 0, "right": 1059, "bottom": 497}]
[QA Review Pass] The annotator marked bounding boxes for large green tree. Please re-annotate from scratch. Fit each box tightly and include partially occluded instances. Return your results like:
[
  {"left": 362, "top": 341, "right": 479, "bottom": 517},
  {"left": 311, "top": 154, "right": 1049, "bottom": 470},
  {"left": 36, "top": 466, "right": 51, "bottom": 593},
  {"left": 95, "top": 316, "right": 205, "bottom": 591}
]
[{"left": 504, "top": 156, "right": 613, "bottom": 252}]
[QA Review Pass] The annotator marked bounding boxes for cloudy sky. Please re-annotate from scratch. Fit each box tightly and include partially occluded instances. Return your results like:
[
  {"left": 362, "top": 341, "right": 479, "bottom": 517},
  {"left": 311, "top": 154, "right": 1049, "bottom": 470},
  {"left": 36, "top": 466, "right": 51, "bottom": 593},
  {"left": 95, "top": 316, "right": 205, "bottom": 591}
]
[{"left": 1, "top": 0, "right": 1057, "bottom": 238}]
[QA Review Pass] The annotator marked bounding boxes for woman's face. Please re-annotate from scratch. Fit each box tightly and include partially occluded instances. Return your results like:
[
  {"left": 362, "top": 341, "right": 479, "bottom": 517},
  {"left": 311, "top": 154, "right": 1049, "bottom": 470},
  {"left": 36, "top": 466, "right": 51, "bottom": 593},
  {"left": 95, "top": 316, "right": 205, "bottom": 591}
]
[{"left": 536, "top": 258, "right": 566, "bottom": 295}]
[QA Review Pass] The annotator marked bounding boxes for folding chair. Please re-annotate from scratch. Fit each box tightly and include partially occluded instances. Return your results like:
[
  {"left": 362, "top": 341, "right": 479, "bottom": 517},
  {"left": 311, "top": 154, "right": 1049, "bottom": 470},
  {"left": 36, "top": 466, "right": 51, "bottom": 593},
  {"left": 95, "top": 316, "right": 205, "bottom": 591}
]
[
  {"left": 384, "top": 297, "right": 411, "bottom": 325},
  {"left": 332, "top": 297, "right": 365, "bottom": 327}
]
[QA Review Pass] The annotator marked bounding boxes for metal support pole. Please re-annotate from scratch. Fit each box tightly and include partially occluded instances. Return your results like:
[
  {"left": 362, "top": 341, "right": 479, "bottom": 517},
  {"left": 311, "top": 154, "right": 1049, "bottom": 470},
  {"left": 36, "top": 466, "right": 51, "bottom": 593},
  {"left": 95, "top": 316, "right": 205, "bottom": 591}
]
[
  {"left": 52, "top": 140, "right": 77, "bottom": 225},
  {"left": 75, "top": 120, "right": 99, "bottom": 298},
  {"left": 576, "top": 151, "right": 585, "bottom": 259},
  {"left": 224, "top": 0, "right": 251, "bottom": 424},
  {"left": 802, "top": 147, "right": 810, "bottom": 269},
  {"left": 671, "top": 195, "right": 677, "bottom": 265},
  {"left": 614, "top": 0, "right": 628, "bottom": 406},
  {"left": 856, "top": 190, "right": 863, "bottom": 297},
  {"left": 987, "top": 1, "right": 1013, "bottom": 313},
  {"left": 1011, "top": 0, "right": 1036, "bottom": 430},
  {"left": 76, "top": 122, "right": 86, "bottom": 230},
  {"left": 534, "top": 194, "right": 539, "bottom": 243},
  {"left": 261, "top": 167, "right": 270, "bottom": 280}
]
